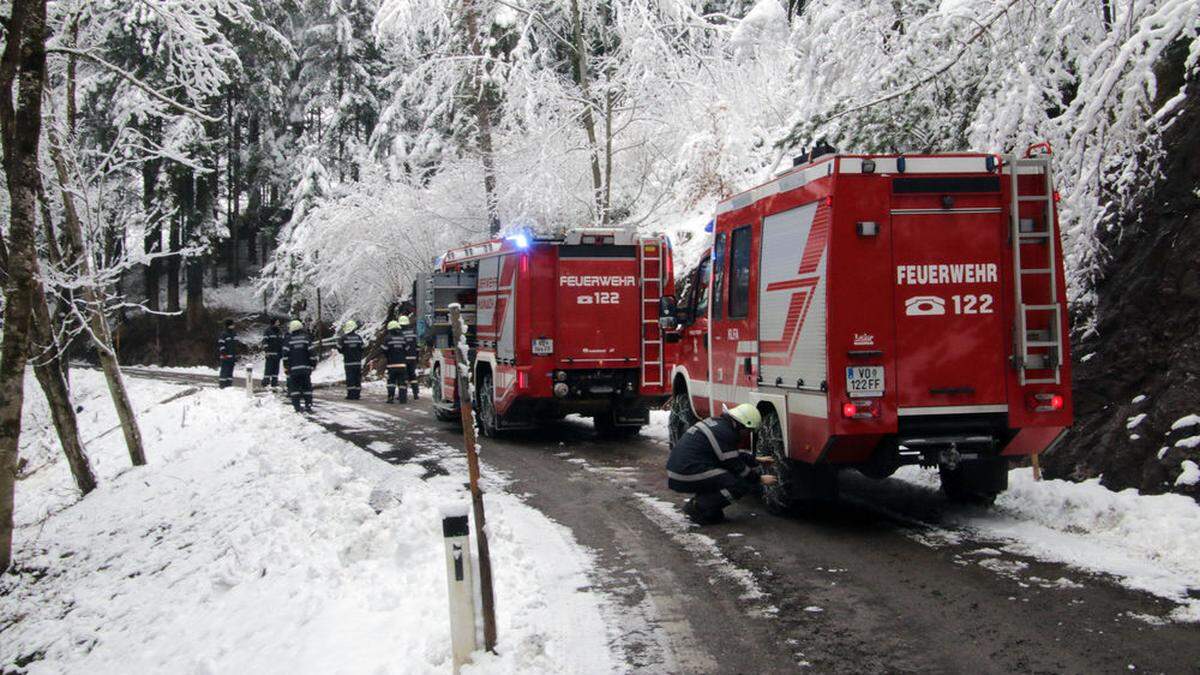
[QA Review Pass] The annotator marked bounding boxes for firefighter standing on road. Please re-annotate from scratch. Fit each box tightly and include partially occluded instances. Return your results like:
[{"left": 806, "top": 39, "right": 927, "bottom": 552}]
[
  {"left": 666, "top": 404, "right": 777, "bottom": 525},
  {"left": 381, "top": 319, "right": 411, "bottom": 404},
  {"left": 337, "top": 320, "right": 365, "bottom": 400},
  {"left": 399, "top": 315, "right": 420, "bottom": 400},
  {"left": 261, "top": 318, "right": 283, "bottom": 388},
  {"left": 282, "top": 320, "right": 315, "bottom": 413},
  {"left": 217, "top": 320, "right": 238, "bottom": 389}
]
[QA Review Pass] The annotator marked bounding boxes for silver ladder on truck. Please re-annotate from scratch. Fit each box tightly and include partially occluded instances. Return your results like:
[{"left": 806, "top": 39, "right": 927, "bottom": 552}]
[
  {"left": 1006, "top": 155, "right": 1063, "bottom": 386},
  {"left": 639, "top": 238, "right": 665, "bottom": 389}
]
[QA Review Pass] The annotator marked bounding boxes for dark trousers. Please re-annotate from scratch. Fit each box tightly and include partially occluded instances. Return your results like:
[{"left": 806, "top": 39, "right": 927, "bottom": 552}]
[
  {"left": 668, "top": 470, "right": 758, "bottom": 516},
  {"left": 405, "top": 358, "right": 419, "bottom": 399},
  {"left": 288, "top": 369, "right": 313, "bottom": 411},
  {"left": 263, "top": 355, "right": 281, "bottom": 387},
  {"left": 218, "top": 359, "right": 235, "bottom": 388},
  {"left": 345, "top": 363, "right": 362, "bottom": 399},
  {"left": 387, "top": 365, "right": 408, "bottom": 403}
]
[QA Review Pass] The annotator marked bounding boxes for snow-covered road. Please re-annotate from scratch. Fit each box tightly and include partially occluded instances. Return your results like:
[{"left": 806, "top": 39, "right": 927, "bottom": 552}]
[{"left": 8, "top": 367, "right": 1200, "bottom": 674}]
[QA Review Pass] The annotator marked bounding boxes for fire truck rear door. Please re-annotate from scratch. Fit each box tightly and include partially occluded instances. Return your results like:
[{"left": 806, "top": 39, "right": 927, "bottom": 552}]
[{"left": 892, "top": 210, "right": 1008, "bottom": 411}]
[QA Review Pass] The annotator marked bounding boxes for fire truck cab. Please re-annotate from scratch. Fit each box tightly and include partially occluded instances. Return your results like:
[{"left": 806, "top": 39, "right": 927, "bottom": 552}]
[
  {"left": 418, "top": 228, "right": 675, "bottom": 437},
  {"left": 667, "top": 151, "right": 1073, "bottom": 506}
]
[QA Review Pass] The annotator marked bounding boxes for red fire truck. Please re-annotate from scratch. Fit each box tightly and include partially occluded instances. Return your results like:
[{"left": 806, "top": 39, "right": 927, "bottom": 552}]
[
  {"left": 666, "top": 150, "right": 1073, "bottom": 506},
  {"left": 418, "top": 228, "right": 675, "bottom": 437}
]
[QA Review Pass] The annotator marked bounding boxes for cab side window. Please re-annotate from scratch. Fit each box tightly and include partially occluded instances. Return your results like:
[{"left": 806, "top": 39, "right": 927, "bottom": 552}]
[
  {"left": 712, "top": 232, "right": 728, "bottom": 320},
  {"left": 728, "top": 226, "right": 752, "bottom": 319},
  {"left": 694, "top": 256, "right": 711, "bottom": 319}
]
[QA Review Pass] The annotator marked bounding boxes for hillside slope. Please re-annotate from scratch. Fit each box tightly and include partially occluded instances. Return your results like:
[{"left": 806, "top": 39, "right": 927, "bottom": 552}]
[{"left": 1047, "top": 83, "right": 1200, "bottom": 496}]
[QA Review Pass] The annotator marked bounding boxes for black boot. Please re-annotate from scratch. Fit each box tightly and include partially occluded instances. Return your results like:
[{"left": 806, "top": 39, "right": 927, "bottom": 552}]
[
  {"left": 411, "top": 384, "right": 419, "bottom": 400},
  {"left": 682, "top": 498, "right": 724, "bottom": 525},
  {"left": 386, "top": 387, "right": 395, "bottom": 404}
]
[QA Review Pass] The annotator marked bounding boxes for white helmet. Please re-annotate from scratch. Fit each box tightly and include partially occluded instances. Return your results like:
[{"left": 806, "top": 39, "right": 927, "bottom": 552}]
[
  {"left": 288, "top": 320, "right": 303, "bottom": 333},
  {"left": 727, "top": 403, "right": 762, "bottom": 430},
  {"left": 343, "top": 320, "right": 358, "bottom": 334}
]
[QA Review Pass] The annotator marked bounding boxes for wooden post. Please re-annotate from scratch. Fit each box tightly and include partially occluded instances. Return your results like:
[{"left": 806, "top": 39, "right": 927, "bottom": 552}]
[
  {"left": 448, "top": 303, "right": 497, "bottom": 652},
  {"left": 1031, "top": 453, "right": 1042, "bottom": 481}
]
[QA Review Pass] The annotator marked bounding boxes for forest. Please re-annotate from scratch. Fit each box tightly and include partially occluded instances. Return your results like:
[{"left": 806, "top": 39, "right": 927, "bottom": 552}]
[{"left": 0, "top": 0, "right": 1197, "bottom": 572}]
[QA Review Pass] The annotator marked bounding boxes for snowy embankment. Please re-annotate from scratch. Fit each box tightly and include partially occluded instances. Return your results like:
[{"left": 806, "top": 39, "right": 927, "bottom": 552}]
[
  {"left": 2, "top": 371, "right": 617, "bottom": 673},
  {"left": 893, "top": 466, "right": 1200, "bottom": 622}
]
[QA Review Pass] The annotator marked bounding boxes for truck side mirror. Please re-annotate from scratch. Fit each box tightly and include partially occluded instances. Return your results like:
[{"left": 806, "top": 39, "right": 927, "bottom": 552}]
[{"left": 659, "top": 296, "right": 679, "bottom": 330}]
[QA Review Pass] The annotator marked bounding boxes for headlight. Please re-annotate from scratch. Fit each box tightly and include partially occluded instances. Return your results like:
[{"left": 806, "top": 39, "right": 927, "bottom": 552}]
[
  {"left": 553, "top": 383, "right": 569, "bottom": 398},
  {"left": 555, "top": 370, "right": 568, "bottom": 382}
]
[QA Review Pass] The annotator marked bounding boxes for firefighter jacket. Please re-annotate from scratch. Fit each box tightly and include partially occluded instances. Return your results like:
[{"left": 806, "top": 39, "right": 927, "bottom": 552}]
[
  {"left": 217, "top": 330, "right": 238, "bottom": 362},
  {"left": 666, "top": 415, "right": 762, "bottom": 484},
  {"left": 261, "top": 326, "right": 283, "bottom": 357},
  {"left": 381, "top": 329, "right": 412, "bottom": 365},
  {"left": 399, "top": 326, "right": 419, "bottom": 359},
  {"left": 282, "top": 332, "right": 314, "bottom": 373},
  {"left": 337, "top": 331, "right": 365, "bottom": 364}
]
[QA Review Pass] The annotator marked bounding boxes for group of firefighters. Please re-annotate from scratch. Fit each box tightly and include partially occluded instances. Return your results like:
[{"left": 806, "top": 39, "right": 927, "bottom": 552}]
[
  {"left": 216, "top": 316, "right": 421, "bottom": 413},
  {"left": 218, "top": 316, "right": 777, "bottom": 527}
]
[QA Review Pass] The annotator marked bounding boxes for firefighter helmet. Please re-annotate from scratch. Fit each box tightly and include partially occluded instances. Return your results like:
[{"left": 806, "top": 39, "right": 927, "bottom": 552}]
[
  {"left": 387, "top": 320, "right": 401, "bottom": 331},
  {"left": 288, "top": 320, "right": 303, "bottom": 333},
  {"left": 343, "top": 320, "right": 357, "bottom": 334},
  {"left": 727, "top": 404, "right": 762, "bottom": 430},
  {"left": 398, "top": 316, "right": 411, "bottom": 326}
]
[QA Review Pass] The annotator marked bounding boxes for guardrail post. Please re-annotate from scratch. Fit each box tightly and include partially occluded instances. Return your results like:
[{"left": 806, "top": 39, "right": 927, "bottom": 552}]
[{"left": 442, "top": 506, "right": 479, "bottom": 672}]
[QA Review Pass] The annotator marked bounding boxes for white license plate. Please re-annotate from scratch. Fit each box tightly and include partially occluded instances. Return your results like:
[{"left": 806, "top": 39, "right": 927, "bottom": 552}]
[
  {"left": 532, "top": 339, "right": 554, "bottom": 356},
  {"left": 846, "top": 366, "right": 884, "bottom": 397}
]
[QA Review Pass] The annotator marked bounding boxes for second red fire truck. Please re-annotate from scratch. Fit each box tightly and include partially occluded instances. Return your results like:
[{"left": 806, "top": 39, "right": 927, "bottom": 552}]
[
  {"left": 417, "top": 228, "right": 675, "bottom": 437},
  {"left": 665, "top": 149, "right": 1073, "bottom": 506}
]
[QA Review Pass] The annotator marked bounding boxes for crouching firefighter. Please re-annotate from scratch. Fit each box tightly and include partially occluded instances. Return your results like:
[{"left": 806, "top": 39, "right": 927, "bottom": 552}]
[
  {"left": 282, "top": 320, "right": 314, "bottom": 413},
  {"left": 337, "top": 320, "right": 365, "bottom": 400},
  {"left": 261, "top": 318, "right": 283, "bottom": 388},
  {"left": 381, "top": 319, "right": 410, "bottom": 403},
  {"left": 217, "top": 320, "right": 238, "bottom": 389},
  {"left": 666, "top": 404, "right": 776, "bottom": 525}
]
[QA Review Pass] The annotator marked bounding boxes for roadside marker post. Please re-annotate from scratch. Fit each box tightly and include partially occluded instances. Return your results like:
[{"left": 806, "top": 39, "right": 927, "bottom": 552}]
[
  {"left": 448, "top": 303, "right": 498, "bottom": 653},
  {"left": 245, "top": 367, "right": 254, "bottom": 396},
  {"left": 441, "top": 506, "right": 479, "bottom": 672}
]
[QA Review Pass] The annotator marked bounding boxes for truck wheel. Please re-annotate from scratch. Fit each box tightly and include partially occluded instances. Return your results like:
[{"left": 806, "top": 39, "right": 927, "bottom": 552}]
[
  {"left": 940, "top": 459, "right": 1008, "bottom": 506},
  {"left": 758, "top": 408, "right": 838, "bottom": 515},
  {"left": 667, "top": 390, "right": 698, "bottom": 447},
  {"left": 431, "top": 365, "right": 458, "bottom": 422},
  {"left": 476, "top": 371, "right": 500, "bottom": 438},
  {"left": 758, "top": 408, "right": 796, "bottom": 514}
]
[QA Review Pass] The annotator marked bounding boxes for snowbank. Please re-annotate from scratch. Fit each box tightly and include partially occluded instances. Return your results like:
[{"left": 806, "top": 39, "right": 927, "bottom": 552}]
[
  {"left": 893, "top": 466, "right": 1200, "bottom": 622},
  {"left": 3, "top": 371, "right": 618, "bottom": 673}
]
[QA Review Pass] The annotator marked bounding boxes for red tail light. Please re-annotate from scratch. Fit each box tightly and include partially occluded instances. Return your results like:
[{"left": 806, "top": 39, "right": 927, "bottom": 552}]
[
  {"left": 1030, "top": 392, "right": 1064, "bottom": 412},
  {"left": 520, "top": 254, "right": 529, "bottom": 274},
  {"left": 842, "top": 402, "right": 858, "bottom": 418},
  {"left": 517, "top": 371, "right": 528, "bottom": 389}
]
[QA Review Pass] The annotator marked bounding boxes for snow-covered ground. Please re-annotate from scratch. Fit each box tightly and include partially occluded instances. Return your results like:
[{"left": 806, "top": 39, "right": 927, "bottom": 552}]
[
  {"left": 892, "top": 466, "right": 1200, "bottom": 622},
  {"left": 2, "top": 371, "right": 618, "bottom": 673}
]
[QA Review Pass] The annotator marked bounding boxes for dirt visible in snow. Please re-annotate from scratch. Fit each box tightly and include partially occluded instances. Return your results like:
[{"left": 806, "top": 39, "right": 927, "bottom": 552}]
[{"left": 1047, "top": 75, "right": 1200, "bottom": 497}]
